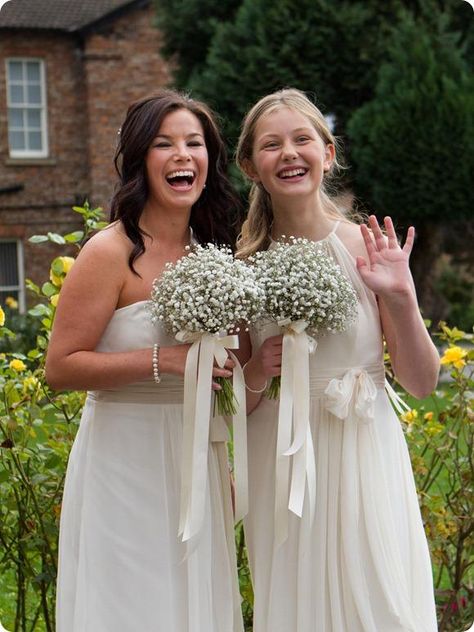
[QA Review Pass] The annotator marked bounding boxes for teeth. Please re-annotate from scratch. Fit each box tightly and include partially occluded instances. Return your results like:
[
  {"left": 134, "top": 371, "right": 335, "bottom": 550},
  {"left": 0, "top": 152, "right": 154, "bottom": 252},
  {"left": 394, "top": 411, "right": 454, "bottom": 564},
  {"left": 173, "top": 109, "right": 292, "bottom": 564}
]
[
  {"left": 167, "top": 170, "right": 195, "bottom": 179},
  {"left": 280, "top": 168, "right": 306, "bottom": 178}
]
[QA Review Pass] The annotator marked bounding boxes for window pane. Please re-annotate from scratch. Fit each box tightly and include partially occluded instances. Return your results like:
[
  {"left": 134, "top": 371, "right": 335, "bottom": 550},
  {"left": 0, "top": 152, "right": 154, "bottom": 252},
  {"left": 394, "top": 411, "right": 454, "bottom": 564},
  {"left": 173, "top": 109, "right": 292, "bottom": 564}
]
[
  {"left": 9, "top": 130, "right": 25, "bottom": 150},
  {"left": 26, "top": 62, "right": 40, "bottom": 82},
  {"left": 8, "top": 108, "right": 24, "bottom": 128},
  {"left": 26, "top": 109, "right": 41, "bottom": 128},
  {"left": 27, "top": 84, "right": 41, "bottom": 104},
  {"left": 0, "top": 243, "right": 19, "bottom": 286},
  {"left": 9, "top": 84, "right": 24, "bottom": 104},
  {"left": 28, "top": 131, "right": 42, "bottom": 150},
  {"left": 8, "top": 61, "right": 23, "bottom": 81}
]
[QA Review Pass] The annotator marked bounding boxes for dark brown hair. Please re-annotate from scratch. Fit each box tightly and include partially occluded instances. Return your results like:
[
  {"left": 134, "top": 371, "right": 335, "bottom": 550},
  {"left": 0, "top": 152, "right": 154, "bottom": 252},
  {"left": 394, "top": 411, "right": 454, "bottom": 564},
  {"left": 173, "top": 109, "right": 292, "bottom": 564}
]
[{"left": 110, "top": 89, "right": 241, "bottom": 272}]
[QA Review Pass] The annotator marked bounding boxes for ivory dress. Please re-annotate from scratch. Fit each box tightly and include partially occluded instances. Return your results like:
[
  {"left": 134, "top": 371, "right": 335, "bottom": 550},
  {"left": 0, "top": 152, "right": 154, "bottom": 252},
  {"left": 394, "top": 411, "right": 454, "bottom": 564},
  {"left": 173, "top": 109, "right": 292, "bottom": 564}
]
[
  {"left": 56, "top": 300, "right": 243, "bottom": 632},
  {"left": 245, "top": 224, "right": 438, "bottom": 632}
]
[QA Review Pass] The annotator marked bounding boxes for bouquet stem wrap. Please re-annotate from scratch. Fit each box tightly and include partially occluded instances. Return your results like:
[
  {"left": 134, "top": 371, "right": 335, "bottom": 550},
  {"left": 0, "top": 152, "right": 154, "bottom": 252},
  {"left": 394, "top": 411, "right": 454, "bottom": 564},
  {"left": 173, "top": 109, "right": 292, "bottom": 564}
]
[
  {"left": 176, "top": 331, "right": 248, "bottom": 543},
  {"left": 275, "top": 319, "right": 317, "bottom": 548}
]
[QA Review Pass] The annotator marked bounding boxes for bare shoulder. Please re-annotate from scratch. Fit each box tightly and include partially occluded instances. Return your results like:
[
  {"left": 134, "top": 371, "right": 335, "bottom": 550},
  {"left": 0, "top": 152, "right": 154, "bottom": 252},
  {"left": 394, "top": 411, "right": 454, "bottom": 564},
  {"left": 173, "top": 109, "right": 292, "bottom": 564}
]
[
  {"left": 79, "top": 221, "right": 130, "bottom": 264},
  {"left": 335, "top": 220, "right": 369, "bottom": 260}
]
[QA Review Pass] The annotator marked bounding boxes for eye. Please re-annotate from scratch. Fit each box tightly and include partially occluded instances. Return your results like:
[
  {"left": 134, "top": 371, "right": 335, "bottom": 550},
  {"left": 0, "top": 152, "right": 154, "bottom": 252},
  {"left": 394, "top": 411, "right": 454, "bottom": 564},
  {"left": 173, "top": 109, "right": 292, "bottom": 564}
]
[
  {"left": 296, "top": 136, "right": 311, "bottom": 143},
  {"left": 263, "top": 141, "right": 279, "bottom": 150},
  {"left": 188, "top": 140, "right": 204, "bottom": 147},
  {"left": 153, "top": 141, "right": 171, "bottom": 148}
]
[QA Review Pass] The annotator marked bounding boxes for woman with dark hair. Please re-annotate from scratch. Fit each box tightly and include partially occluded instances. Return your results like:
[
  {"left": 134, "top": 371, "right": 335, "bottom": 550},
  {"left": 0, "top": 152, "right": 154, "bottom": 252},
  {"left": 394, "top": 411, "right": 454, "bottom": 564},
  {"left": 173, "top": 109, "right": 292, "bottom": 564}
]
[{"left": 46, "top": 90, "right": 243, "bottom": 632}]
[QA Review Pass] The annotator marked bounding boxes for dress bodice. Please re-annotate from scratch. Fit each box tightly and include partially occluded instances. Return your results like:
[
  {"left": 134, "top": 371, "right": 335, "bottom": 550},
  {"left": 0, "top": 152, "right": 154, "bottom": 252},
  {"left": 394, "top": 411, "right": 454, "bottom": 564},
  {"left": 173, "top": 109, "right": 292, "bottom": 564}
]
[
  {"left": 91, "top": 300, "right": 184, "bottom": 400},
  {"left": 250, "top": 228, "right": 384, "bottom": 376}
]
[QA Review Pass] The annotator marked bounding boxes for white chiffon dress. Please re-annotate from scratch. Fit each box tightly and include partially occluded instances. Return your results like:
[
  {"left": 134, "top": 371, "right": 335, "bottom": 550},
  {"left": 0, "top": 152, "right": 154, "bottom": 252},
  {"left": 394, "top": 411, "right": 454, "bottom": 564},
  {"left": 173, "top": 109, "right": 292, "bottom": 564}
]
[
  {"left": 245, "top": 224, "right": 438, "bottom": 632},
  {"left": 56, "top": 300, "right": 243, "bottom": 632}
]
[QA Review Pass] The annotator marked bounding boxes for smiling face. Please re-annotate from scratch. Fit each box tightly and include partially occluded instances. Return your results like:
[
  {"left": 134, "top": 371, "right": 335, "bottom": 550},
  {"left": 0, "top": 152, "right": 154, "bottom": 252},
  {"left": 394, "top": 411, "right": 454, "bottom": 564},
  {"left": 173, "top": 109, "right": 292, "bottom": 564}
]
[
  {"left": 247, "top": 106, "right": 334, "bottom": 205},
  {"left": 145, "top": 108, "right": 209, "bottom": 212}
]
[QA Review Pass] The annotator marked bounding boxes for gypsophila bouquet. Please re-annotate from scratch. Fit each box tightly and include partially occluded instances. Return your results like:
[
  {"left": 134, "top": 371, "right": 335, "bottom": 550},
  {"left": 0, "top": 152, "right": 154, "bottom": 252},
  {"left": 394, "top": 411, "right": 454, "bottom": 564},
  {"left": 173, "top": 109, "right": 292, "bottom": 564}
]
[
  {"left": 250, "top": 237, "right": 358, "bottom": 398},
  {"left": 149, "top": 243, "right": 265, "bottom": 414}
]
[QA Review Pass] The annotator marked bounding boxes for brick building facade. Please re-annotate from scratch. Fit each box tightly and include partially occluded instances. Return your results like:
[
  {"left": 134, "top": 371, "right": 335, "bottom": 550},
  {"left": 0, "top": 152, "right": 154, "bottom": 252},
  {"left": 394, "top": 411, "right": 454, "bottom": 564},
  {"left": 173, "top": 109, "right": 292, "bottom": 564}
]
[{"left": 0, "top": 0, "right": 172, "bottom": 308}]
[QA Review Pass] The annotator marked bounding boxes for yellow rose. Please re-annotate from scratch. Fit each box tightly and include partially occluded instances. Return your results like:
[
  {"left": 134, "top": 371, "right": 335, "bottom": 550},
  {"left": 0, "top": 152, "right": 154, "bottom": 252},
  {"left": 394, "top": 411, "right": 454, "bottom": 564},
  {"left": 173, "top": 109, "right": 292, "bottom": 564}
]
[
  {"left": 0, "top": 306, "right": 5, "bottom": 326},
  {"left": 50, "top": 294, "right": 59, "bottom": 307},
  {"left": 23, "top": 376, "right": 40, "bottom": 392},
  {"left": 50, "top": 256, "right": 75, "bottom": 287},
  {"left": 5, "top": 296, "right": 18, "bottom": 309},
  {"left": 401, "top": 409, "right": 418, "bottom": 423},
  {"left": 440, "top": 346, "right": 467, "bottom": 370},
  {"left": 10, "top": 358, "right": 26, "bottom": 372}
]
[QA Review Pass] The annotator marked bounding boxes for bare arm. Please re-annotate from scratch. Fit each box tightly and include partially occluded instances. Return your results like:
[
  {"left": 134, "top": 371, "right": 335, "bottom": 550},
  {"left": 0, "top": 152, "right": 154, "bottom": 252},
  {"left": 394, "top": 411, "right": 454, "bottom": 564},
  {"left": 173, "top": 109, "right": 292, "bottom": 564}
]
[
  {"left": 356, "top": 216, "right": 439, "bottom": 399},
  {"left": 45, "top": 232, "right": 232, "bottom": 391}
]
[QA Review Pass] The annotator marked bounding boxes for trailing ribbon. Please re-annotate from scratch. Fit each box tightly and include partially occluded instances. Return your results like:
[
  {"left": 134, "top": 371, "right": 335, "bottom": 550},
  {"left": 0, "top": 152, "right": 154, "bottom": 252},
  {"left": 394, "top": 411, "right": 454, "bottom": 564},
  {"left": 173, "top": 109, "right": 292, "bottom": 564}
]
[
  {"left": 274, "top": 319, "right": 317, "bottom": 548},
  {"left": 325, "top": 368, "right": 378, "bottom": 424},
  {"left": 384, "top": 378, "right": 411, "bottom": 415},
  {"left": 176, "top": 331, "right": 248, "bottom": 544}
]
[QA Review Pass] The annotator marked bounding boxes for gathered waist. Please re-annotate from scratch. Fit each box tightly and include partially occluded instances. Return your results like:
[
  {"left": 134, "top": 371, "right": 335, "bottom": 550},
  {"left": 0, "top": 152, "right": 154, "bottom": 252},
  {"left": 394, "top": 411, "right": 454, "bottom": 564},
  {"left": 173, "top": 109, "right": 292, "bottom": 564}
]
[
  {"left": 87, "top": 376, "right": 184, "bottom": 405},
  {"left": 308, "top": 363, "right": 385, "bottom": 397}
]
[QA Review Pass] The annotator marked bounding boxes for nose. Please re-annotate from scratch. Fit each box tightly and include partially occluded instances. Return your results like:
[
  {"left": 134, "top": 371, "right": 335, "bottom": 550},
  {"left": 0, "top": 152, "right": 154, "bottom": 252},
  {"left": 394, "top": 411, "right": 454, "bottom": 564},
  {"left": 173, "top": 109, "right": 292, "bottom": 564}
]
[
  {"left": 173, "top": 142, "right": 191, "bottom": 161},
  {"left": 281, "top": 139, "right": 298, "bottom": 161}
]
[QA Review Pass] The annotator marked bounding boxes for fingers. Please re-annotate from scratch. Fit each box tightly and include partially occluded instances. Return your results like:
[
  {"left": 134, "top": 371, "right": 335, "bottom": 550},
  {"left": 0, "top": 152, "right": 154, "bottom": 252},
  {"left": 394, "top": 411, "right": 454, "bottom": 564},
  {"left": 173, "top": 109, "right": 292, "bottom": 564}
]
[
  {"left": 402, "top": 226, "right": 415, "bottom": 255},
  {"left": 213, "top": 366, "right": 233, "bottom": 379},
  {"left": 360, "top": 223, "right": 377, "bottom": 258},
  {"left": 368, "top": 215, "right": 386, "bottom": 250},
  {"left": 384, "top": 216, "right": 398, "bottom": 249}
]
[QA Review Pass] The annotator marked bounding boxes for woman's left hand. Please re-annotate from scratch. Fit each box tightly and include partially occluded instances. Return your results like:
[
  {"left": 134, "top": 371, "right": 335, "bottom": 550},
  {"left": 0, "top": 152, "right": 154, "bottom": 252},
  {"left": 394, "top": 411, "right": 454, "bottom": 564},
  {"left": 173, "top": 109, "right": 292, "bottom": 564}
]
[{"left": 356, "top": 215, "right": 415, "bottom": 299}]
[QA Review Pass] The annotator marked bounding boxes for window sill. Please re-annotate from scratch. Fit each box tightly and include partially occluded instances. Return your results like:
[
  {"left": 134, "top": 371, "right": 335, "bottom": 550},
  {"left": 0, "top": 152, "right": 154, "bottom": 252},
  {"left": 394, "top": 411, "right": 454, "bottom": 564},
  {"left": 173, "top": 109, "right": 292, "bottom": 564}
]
[{"left": 5, "top": 158, "right": 57, "bottom": 166}]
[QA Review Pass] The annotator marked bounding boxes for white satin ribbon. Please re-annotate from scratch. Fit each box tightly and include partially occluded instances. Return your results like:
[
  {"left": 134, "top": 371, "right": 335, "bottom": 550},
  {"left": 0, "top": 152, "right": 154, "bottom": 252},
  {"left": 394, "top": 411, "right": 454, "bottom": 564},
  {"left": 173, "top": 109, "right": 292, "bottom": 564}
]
[
  {"left": 176, "top": 331, "right": 248, "bottom": 544},
  {"left": 274, "top": 319, "right": 317, "bottom": 548},
  {"left": 384, "top": 378, "right": 411, "bottom": 415},
  {"left": 325, "top": 368, "right": 377, "bottom": 423}
]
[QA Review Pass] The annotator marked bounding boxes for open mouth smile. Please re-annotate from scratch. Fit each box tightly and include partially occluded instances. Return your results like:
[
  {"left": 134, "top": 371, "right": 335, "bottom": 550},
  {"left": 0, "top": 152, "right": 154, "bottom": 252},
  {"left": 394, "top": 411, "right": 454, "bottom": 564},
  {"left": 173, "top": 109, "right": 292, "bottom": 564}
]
[
  {"left": 277, "top": 167, "right": 308, "bottom": 180},
  {"left": 166, "top": 170, "right": 196, "bottom": 190}
]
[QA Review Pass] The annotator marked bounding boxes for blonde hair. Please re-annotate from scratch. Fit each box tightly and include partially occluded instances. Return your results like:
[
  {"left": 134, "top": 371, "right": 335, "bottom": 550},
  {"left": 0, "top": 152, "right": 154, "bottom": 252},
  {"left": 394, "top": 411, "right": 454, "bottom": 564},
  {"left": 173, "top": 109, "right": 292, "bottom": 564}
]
[{"left": 235, "top": 88, "right": 350, "bottom": 258}]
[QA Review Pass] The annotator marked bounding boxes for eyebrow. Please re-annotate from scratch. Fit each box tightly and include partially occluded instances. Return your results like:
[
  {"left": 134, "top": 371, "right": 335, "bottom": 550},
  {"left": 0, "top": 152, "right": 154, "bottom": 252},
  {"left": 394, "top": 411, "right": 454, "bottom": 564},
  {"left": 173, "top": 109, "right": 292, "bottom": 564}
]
[
  {"left": 258, "top": 127, "right": 314, "bottom": 139},
  {"left": 154, "top": 132, "right": 204, "bottom": 140}
]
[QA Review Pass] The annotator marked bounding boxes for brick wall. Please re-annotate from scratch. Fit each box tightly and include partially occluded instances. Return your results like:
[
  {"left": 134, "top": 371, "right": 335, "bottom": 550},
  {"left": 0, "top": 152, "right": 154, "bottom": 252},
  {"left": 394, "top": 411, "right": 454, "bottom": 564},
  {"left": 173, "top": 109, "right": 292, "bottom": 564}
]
[
  {"left": 0, "top": 2, "right": 172, "bottom": 294},
  {"left": 84, "top": 3, "right": 173, "bottom": 208}
]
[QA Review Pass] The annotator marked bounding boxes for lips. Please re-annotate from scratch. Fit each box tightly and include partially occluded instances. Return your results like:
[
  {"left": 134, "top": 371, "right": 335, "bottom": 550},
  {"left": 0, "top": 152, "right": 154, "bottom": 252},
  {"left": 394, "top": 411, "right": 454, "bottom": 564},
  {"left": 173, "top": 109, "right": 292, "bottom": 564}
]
[
  {"left": 277, "top": 167, "right": 308, "bottom": 179},
  {"left": 165, "top": 169, "right": 196, "bottom": 189}
]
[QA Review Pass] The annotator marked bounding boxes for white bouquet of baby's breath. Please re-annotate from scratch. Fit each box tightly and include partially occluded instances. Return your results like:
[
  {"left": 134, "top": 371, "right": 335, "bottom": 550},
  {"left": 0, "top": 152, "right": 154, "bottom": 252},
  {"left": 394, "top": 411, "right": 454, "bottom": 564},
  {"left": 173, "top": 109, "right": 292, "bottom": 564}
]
[
  {"left": 149, "top": 243, "right": 265, "bottom": 414},
  {"left": 250, "top": 237, "right": 358, "bottom": 398}
]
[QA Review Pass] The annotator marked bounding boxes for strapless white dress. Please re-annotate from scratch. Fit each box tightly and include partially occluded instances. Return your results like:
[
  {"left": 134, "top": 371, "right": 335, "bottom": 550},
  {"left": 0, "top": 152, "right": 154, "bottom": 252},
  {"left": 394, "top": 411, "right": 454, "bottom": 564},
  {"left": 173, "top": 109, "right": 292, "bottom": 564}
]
[{"left": 55, "top": 301, "right": 243, "bottom": 632}]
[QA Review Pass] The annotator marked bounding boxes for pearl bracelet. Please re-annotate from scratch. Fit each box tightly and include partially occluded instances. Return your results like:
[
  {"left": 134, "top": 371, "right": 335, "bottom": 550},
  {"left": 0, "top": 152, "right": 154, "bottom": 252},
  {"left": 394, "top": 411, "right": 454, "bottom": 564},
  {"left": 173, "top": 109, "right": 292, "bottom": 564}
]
[
  {"left": 242, "top": 362, "right": 267, "bottom": 394},
  {"left": 152, "top": 343, "right": 161, "bottom": 384}
]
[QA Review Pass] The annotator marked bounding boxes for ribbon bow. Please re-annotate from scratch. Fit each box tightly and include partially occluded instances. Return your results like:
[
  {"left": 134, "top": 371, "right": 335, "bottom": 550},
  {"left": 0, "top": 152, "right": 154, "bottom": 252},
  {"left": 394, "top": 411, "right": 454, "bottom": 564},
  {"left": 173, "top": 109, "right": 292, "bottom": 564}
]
[
  {"left": 274, "top": 319, "right": 317, "bottom": 548},
  {"left": 176, "top": 331, "right": 248, "bottom": 544},
  {"left": 325, "top": 368, "right": 377, "bottom": 423}
]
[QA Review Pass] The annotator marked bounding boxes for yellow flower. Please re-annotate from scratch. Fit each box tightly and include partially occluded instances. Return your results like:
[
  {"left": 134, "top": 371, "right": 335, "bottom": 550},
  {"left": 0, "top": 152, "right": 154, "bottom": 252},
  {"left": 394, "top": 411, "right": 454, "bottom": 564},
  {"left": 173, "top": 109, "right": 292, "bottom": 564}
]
[
  {"left": 23, "top": 376, "right": 40, "bottom": 392},
  {"left": 50, "top": 294, "right": 59, "bottom": 307},
  {"left": 440, "top": 346, "right": 467, "bottom": 370},
  {"left": 5, "top": 296, "right": 18, "bottom": 309},
  {"left": 0, "top": 353, "right": 6, "bottom": 361},
  {"left": 425, "top": 421, "right": 444, "bottom": 437},
  {"left": 424, "top": 411, "right": 434, "bottom": 421},
  {"left": 50, "top": 256, "right": 75, "bottom": 287},
  {"left": 0, "top": 306, "right": 5, "bottom": 326},
  {"left": 10, "top": 358, "right": 26, "bottom": 372},
  {"left": 401, "top": 409, "right": 418, "bottom": 423}
]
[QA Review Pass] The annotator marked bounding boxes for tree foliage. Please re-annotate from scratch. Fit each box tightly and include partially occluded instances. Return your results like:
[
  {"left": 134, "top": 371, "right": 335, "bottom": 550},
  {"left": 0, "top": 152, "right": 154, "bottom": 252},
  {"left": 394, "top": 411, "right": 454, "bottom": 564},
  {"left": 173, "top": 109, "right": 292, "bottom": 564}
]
[{"left": 347, "top": 13, "right": 474, "bottom": 224}]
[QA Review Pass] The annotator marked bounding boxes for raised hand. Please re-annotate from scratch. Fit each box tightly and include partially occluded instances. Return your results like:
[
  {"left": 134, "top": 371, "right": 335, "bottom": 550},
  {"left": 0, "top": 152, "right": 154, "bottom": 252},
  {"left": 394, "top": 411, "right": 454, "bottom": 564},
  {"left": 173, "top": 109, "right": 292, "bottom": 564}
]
[{"left": 356, "top": 215, "right": 415, "bottom": 299}]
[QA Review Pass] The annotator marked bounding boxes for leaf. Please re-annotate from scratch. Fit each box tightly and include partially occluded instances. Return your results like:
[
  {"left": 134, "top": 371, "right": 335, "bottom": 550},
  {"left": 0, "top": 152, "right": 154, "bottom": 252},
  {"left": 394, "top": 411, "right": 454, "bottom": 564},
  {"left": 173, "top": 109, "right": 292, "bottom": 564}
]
[
  {"left": 64, "top": 231, "right": 84, "bottom": 243},
  {"left": 41, "top": 282, "right": 58, "bottom": 297},
  {"left": 29, "top": 235, "right": 49, "bottom": 244},
  {"left": 28, "top": 303, "right": 50, "bottom": 317},
  {"left": 47, "top": 232, "right": 66, "bottom": 245}
]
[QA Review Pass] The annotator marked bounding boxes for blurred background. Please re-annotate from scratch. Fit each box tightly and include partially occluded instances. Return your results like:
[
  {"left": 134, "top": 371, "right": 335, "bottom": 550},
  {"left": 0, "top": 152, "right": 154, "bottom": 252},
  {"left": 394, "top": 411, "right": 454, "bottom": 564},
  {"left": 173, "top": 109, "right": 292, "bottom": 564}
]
[{"left": 0, "top": 0, "right": 473, "bottom": 325}]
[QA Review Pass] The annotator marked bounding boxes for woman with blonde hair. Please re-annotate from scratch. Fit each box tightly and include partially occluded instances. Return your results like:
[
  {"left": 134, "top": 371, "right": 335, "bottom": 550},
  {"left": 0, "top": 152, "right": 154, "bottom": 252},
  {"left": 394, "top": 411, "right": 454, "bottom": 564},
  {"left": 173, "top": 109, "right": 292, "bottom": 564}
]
[{"left": 237, "top": 88, "right": 439, "bottom": 632}]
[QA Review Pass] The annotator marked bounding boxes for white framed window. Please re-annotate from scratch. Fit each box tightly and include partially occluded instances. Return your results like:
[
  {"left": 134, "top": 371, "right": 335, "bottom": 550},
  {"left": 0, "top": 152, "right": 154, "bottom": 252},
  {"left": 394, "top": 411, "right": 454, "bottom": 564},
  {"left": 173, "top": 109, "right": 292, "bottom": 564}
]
[
  {"left": 5, "top": 58, "right": 48, "bottom": 158},
  {"left": 0, "top": 240, "right": 25, "bottom": 312}
]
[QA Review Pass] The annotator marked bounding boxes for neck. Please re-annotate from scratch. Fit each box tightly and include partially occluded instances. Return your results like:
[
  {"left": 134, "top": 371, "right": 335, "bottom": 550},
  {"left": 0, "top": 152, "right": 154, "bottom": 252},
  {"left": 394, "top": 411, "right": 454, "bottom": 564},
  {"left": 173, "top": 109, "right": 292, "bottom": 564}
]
[
  {"left": 271, "top": 191, "right": 335, "bottom": 241},
  {"left": 140, "top": 202, "right": 191, "bottom": 249}
]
